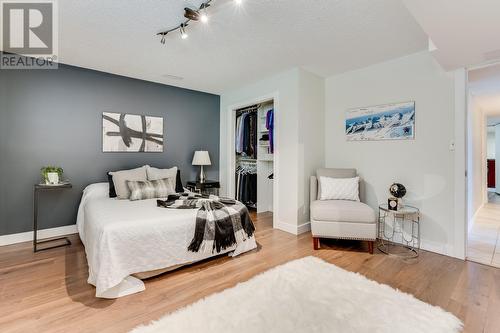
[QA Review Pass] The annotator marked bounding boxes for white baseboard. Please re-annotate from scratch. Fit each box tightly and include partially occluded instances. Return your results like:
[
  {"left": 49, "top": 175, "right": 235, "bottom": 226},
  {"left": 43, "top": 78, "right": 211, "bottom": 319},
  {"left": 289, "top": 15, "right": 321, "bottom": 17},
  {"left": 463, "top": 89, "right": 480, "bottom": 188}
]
[
  {"left": 468, "top": 203, "right": 484, "bottom": 235},
  {"left": 297, "top": 222, "right": 311, "bottom": 234},
  {"left": 274, "top": 221, "right": 311, "bottom": 235},
  {"left": 0, "top": 224, "right": 78, "bottom": 246}
]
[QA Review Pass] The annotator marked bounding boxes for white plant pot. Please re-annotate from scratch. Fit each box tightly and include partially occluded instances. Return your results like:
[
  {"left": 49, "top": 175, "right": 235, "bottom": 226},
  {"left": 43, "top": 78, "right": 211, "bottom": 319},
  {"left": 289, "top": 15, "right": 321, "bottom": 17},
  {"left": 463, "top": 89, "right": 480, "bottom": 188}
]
[{"left": 46, "top": 172, "right": 59, "bottom": 185}]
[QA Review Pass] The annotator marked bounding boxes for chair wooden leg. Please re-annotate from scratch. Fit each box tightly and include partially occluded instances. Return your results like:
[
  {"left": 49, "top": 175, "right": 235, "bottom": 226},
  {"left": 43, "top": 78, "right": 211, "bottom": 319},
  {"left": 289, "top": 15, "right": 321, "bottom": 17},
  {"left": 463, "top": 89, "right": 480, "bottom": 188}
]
[
  {"left": 313, "top": 237, "right": 320, "bottom": 250},
  {"left": 368, "top": 241, "right": 374, "bottom": 254}
]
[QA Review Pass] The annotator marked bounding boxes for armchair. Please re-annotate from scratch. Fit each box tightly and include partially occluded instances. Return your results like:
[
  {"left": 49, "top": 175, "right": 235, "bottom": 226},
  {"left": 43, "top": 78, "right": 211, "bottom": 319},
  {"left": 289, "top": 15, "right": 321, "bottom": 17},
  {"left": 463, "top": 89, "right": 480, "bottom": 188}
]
[{"left": 310, "top": 168, "right": 376, "bottom": 254}]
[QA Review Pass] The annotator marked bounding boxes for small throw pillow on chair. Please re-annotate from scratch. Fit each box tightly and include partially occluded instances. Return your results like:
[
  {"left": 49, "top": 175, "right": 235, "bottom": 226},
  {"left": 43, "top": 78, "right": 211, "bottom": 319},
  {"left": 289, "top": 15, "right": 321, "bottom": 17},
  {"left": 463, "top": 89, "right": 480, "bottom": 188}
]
[{"left": 319, "top": 176, "right": 360, "bottom": 201}]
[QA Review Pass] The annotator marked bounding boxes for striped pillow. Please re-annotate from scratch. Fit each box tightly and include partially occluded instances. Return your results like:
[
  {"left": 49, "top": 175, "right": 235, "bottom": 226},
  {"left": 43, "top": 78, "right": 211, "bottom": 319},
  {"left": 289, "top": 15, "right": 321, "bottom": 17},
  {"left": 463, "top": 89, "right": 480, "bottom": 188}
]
[{"left": 127, "top": 178, "right": 175, "bottom": 201}]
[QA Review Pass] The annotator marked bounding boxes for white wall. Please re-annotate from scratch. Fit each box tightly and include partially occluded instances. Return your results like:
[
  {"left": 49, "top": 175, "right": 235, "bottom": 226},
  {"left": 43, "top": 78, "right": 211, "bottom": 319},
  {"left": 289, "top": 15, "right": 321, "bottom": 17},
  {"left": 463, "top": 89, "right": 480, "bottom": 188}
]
[
  {"left": 325, "top": 52, "right": 460, "bottom": 256},
  {"left": 467, "top": 95, "right": 486, "bottom": 222},
  {"left": 487, "top": 130, "right": 495, "bottom": 160},
  {"left": 220, "top": 68, "right": 325, "bottom": 233},
  {"left": 297, "top": 69, "right": 325, "bottom": 224}
]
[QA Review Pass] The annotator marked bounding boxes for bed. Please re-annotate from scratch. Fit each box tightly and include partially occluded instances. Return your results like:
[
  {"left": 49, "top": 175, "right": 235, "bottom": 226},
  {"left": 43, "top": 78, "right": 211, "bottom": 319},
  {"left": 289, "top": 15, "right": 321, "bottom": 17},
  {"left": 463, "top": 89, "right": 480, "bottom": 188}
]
[{"left": 76, "top": 183, "right": 257, "bottom": 298}]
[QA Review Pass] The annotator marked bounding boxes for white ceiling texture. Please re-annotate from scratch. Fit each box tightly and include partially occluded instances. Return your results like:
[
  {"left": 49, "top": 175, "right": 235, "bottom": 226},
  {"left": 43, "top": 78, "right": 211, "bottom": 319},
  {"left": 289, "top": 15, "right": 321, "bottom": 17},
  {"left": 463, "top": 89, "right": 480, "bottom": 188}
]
[{"left": 51, "top": 0, "right": 428, "bottom": 94}]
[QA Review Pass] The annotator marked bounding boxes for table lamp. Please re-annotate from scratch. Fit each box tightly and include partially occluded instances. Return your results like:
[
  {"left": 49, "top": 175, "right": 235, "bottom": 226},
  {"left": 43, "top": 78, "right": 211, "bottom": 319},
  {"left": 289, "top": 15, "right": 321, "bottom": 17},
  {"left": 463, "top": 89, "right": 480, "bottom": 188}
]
[{"left": 192, "top": 150, "right": 211, "bottom": 183}]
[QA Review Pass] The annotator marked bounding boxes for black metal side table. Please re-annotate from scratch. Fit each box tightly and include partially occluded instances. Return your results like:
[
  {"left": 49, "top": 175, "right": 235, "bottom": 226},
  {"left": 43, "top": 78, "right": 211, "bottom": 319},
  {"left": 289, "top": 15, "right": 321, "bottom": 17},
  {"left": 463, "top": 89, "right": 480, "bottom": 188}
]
[
  {"left": 186, "top": 180, "right": 220, "bottom": 196},
  {"left": 33, "top": 183, "right": 72, "bottom": 252}
]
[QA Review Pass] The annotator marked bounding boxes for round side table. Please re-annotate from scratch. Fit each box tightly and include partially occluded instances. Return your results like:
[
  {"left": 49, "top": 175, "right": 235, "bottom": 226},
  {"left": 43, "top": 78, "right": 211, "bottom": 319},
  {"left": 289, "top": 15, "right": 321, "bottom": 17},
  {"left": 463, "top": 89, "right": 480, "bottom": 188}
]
[{"left": 378, "top": 204, "right": 420, "bottom": 259}]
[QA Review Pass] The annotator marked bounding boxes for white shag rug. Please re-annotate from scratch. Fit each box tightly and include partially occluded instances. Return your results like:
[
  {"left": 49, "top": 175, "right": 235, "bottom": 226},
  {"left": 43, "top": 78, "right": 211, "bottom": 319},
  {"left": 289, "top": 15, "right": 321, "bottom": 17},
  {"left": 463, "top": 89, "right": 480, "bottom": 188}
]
[{"left": 131, "top": 256, "right": 462, "bottom": 333}]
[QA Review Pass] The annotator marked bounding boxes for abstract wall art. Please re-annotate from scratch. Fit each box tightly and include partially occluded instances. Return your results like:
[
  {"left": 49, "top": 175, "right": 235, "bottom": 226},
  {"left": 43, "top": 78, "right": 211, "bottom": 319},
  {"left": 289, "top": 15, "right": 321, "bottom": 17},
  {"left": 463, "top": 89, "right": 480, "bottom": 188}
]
[
  {"left": 102, "top": 112, "right": 164, "bottom": 152},
  {"left": 345, "top": 101, "right": 415, "bottom": 141}
]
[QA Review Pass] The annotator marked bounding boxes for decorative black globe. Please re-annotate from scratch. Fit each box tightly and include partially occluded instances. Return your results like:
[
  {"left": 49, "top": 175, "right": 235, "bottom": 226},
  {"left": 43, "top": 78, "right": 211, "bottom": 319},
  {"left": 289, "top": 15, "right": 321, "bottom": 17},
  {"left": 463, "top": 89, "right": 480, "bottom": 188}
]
[{"left": 389, "top": 183, "right": 406, "bottom": 198}]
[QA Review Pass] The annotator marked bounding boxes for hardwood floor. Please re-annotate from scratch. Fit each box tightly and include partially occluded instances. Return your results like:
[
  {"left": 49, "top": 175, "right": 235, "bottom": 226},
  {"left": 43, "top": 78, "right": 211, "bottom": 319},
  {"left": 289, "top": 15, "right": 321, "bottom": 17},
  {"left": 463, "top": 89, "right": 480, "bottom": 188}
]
[
  {"left": 468, "top": 202, "right": 500, "bottom": 268},
  {"left": 1, "top": 212, "right": 500, "bottom": 333}
]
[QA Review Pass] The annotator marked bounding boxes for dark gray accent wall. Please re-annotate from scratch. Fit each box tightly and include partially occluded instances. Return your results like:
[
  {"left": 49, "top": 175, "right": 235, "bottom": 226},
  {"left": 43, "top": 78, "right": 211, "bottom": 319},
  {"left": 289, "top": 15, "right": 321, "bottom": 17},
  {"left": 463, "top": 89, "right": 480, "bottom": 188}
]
[{"left": 0, "top": 63, "right": 220, "bottom": 236}]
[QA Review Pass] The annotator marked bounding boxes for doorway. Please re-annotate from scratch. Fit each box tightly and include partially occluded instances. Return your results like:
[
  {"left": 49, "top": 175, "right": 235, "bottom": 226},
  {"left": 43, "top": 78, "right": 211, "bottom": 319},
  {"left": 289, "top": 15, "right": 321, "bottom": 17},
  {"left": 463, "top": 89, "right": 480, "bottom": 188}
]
[
  {"left": 467, "top": 63, "right": 500, "bottom": 268},
  {"left": 227, "top": 94, "right": 278, "bottom": 227}
]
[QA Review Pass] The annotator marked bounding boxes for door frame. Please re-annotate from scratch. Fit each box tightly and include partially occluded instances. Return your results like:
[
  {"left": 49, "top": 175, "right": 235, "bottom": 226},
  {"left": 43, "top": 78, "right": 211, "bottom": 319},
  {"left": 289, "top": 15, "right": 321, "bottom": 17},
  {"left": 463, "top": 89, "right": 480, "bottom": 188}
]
[{"left": 226, "top": 92, "right": 280, "bottom": 228}]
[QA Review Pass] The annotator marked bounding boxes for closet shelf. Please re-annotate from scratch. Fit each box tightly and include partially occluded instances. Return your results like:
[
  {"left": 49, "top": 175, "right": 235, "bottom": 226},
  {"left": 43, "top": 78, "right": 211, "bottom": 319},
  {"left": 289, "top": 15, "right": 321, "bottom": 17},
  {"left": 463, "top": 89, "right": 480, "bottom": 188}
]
[{"left": 258, "top": 156, "right": 274, "bottom": 162}]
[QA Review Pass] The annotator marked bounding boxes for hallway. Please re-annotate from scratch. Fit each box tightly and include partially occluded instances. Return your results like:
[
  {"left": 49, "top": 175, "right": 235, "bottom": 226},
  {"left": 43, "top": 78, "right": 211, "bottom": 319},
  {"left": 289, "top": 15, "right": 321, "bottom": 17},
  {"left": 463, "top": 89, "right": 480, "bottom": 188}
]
[
  {"left": 468, "top": 202, "right": 500, "bottom": 268},
  {"left": 488, "top": 191, "right": 500, "bottom": 204}
]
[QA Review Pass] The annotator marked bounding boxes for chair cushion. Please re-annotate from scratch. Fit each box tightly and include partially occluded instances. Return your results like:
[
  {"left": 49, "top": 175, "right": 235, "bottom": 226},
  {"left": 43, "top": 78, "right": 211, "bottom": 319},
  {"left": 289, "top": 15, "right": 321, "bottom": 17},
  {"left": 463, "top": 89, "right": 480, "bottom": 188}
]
[{"left": 310, "top": 200, "right": 375, "bottom": 224}]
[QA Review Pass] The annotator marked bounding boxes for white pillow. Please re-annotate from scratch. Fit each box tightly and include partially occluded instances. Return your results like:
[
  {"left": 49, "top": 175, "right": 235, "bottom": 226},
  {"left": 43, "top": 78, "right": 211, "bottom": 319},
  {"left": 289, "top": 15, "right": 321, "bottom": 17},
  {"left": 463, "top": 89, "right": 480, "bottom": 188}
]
[
  {"left": 109, "top": 165, "right": 148, "bottom": 199},
  {"left": 146, "top": 166, "right": 178, "bottom": 181},
  {"left": 319, "top": 176, "right": 360, "bottom": 201}
]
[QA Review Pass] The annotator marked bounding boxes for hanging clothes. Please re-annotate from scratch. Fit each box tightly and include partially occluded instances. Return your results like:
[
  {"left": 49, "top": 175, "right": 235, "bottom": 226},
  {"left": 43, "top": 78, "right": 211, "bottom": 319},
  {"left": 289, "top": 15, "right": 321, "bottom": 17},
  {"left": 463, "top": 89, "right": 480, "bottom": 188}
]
[
  {"left": 235, "top": 164, "right": 257, "bottom": 207},
  {"left": 266, "top": 109, "right": 274, "bottom": 153},
  {"left": 238, "top": 173, "right": 257, "bottom": 206},
  {"left": 236, "top": 111, "right": 257, "bottom": 159},
  {"left": 235, "top": 113, "right": 248, "bottom": 153},
  {"left": 235, "top": 114, "right": 243, "bottom": 153}
]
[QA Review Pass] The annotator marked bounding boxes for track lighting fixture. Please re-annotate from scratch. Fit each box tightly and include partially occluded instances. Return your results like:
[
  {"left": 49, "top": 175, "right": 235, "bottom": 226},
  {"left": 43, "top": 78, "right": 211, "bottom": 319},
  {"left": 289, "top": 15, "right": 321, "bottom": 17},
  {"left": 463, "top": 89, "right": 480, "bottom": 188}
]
[
  {"left": 180, "top": 24, "right": 188, "bottom": 39},
  {"left": 157, "top": 1, "right": 213, "bottom": 43},
  {"left": 157, "top": 0, "right": 240, "bottom": 43},
  {"left": 184, "top": 7, "right": 200, "bottom": 21},
  {"left": 200, "top": 4, "right": 209, "bottom": 23}
]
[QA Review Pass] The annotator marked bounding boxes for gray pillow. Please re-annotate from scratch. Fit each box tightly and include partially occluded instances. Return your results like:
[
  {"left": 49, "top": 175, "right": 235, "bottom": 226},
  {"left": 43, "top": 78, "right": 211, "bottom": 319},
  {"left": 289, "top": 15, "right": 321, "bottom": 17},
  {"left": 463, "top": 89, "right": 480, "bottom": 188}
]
[
  {"left": 109, "top": 166, "right": 148, "bottom": 199},
  {"left": 146, "top": 166, "right": 178, "bottom": 181},
  {"left": 127, "top": 178, "right": 175, "bottom": 201}
]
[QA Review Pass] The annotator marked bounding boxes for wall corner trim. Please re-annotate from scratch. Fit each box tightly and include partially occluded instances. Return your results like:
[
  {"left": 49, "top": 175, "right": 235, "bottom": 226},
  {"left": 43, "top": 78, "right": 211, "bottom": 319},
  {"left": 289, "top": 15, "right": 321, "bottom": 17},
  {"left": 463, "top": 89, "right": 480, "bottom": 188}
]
[{"left": 0, "top": 225, "right": 77, "bottom": 246}]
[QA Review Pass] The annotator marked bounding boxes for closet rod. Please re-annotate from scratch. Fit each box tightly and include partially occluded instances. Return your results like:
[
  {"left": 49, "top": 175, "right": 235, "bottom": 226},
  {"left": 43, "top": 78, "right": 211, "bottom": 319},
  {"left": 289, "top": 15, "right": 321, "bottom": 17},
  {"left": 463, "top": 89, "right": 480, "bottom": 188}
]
[{"left": 236, "top": 104, "right": 259, "bottom": 114}]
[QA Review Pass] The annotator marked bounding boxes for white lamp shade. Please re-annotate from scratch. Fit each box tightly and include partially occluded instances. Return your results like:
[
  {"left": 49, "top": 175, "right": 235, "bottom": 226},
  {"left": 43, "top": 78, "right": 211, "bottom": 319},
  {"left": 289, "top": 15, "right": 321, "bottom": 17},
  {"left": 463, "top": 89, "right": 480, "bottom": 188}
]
[{"left": 192, "top": 151, "right": 211, "bottom": 166}]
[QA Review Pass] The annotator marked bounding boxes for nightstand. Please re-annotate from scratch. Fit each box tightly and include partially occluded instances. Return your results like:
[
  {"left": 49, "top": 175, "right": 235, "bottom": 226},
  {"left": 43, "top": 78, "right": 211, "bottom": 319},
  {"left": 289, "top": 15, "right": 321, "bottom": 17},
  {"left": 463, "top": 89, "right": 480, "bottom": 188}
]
[
  {"left": 186, "top": 180, "right": 220, "bottom": 196},
  {"left": 33, "top": 183, "right": 73, "bottom": 252}
]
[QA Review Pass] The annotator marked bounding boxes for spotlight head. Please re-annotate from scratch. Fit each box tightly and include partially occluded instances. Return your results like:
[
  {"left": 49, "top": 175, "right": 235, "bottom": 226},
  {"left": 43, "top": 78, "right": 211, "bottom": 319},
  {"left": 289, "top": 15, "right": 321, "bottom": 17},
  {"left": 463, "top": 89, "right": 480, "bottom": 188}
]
[
  {"left": 184, "top": 7, "right": 199, "bottom": 21},
  {"left": 180, "top": 24, "right": 188, "bottom": 39}
]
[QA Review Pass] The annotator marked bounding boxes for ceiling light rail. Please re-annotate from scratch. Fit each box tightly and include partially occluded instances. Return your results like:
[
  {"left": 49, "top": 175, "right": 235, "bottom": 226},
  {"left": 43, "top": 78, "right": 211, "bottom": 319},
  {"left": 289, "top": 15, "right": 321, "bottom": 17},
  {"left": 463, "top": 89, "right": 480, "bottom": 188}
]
[
  {"left": 157, "top": 0, "right": 243, "bottom": 43},
  {"left": 157, "top": 0, "right": 212, "bottom": 43}
]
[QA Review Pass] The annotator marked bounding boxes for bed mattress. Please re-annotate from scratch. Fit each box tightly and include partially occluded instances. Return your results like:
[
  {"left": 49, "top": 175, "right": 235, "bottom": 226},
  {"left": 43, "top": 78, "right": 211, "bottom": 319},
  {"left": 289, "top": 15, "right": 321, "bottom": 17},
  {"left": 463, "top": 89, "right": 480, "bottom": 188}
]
[{"left": 76, "top": 183, "right": 257, "bottom": 298}]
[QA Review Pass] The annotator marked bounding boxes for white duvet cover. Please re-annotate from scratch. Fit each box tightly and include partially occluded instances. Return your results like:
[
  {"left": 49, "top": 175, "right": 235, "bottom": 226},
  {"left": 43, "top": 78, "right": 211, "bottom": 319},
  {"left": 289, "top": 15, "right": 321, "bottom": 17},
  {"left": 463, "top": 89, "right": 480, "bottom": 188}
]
[{"left": 76, "top": 183, "right": 257, "bottom": 298}]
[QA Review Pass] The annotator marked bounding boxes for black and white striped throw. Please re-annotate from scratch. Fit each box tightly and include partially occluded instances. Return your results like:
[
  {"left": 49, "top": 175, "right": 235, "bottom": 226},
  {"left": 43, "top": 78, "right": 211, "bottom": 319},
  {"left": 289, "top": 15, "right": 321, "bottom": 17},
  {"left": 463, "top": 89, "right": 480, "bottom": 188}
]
[{"left": 157, "top": 198, "right": 255, "bottom": 254}]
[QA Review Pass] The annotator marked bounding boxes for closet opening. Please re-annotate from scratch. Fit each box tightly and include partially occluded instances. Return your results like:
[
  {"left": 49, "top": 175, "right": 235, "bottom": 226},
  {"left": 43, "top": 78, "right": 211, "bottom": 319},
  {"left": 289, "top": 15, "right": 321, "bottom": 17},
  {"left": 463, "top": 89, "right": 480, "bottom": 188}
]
[{"left": 232, "top": 99, "right": 275, "bottom": 216}]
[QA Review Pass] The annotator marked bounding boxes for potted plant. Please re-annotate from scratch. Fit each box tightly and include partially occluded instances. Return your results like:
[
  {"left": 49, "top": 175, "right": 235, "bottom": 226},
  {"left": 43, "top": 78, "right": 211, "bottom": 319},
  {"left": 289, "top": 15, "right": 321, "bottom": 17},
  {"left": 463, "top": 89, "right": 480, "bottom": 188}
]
[{"left": 41, "top": 166, "right": 63, "bottom": 185}]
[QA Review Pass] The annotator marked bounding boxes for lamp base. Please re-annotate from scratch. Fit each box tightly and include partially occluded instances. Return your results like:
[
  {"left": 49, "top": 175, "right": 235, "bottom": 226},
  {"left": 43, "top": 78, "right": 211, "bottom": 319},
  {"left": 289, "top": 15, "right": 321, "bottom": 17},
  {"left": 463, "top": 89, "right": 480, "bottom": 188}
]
[{"left": 198, "top": 165, "right": 206, "bottom": 183}]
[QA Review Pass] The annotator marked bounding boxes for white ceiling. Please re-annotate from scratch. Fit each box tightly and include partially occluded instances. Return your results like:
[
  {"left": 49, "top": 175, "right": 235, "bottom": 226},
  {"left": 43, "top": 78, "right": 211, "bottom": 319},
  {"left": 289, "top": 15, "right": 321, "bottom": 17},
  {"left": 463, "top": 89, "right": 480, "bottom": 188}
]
[
  {"left": 402, "top": 0, "right": 500, "bottom": 71},
  {"left": 469, "top": 64, "right": 500, "bottom": 114},
  {"left": 50, "top": 0, "right": 428, "bottom": 94}
]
